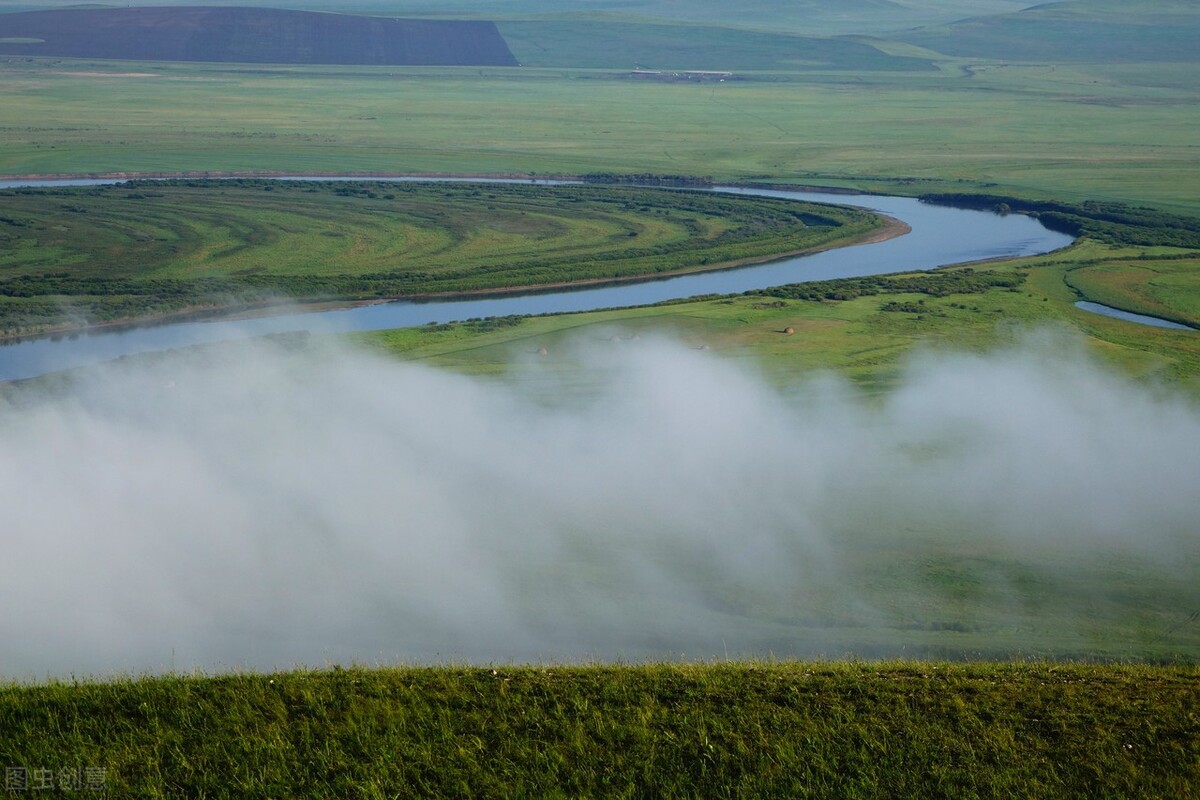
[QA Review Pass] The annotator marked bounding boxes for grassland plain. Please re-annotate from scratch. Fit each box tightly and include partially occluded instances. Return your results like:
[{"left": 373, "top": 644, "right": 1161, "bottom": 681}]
[
  {"left": 0, "top": 180, "right": 880, "bottom": 336},
  {"left": 1, "top": 663, "right": 1196, "bottom": 798},
  {"left": 359, "top": 242, "right": 1200, "bottom": 391},
  {"left": 0, "top": 55, "right": 1196, "bottom": 213}
]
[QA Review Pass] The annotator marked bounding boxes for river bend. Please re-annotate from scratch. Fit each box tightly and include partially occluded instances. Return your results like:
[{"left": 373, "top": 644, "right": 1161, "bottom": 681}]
[{"left": 0, "top": 179, "right": 1073, "bottom": 380}]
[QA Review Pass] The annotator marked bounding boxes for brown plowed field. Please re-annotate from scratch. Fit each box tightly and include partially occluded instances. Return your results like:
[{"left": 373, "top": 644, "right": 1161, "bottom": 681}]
[{"left": 0, "top": 6, "right": 517, "bottom": 66}]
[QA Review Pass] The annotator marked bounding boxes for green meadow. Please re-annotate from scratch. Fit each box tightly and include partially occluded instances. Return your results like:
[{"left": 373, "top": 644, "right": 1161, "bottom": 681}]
[
  {"left": 0, "top": 179, "right": 878, "bottom": 335},
  {"left": 0, "top": 53, "right": 1194, "bottom": 213},
  {"left": 3, "top": 663, "right": 1197, "bottom": 798},
  {"left": 360, "top": 242, "right": 1200, "bottom": 389}
]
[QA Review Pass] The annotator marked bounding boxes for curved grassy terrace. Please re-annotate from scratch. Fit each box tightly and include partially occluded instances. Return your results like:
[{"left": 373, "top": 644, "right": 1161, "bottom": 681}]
[{"left": 0, "top": 179, "right": 881, "bottom": 338}]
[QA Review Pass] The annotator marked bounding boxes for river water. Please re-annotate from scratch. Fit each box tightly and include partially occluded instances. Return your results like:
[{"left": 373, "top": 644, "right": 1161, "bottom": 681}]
[
  {"left": 0, "top": 179, "right": 1074, "bottom": 380},
  {"left": 1074, "top": 301, "right": 1195, "bottom": 331}
]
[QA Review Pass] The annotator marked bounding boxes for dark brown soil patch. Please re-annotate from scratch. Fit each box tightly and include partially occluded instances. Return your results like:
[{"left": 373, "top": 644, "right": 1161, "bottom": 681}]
[{"left": 0, "top": 6, "right": 517, "bottom": 66}]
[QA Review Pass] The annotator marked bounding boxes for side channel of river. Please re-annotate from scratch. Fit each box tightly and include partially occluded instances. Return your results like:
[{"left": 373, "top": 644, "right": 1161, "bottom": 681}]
[
  {"left": 0, "top": 178, "right": 1074, "bottom": 381},
  {"left": 1073, "top": 301, "right": 1196, "bottom": 331}
]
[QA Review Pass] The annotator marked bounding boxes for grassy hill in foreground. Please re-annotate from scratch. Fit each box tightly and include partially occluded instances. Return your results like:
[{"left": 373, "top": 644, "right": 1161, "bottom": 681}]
[
  {"left": 0, "top": 7, "right": 517, "bottom": 65},
  {"left": 2, "top": 662, "right": 1196, "bottom": 797}
]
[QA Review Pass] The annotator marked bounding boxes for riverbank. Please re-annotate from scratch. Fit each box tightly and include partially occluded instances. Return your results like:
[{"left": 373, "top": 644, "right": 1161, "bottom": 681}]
[
  {"left": 0, "top": 176, "right": 894, "bottom": 343},
  {"left": 0, "top": 181, "right": 1072, "bottom": 381},
  {"left": 0, "top": 214, "right": 909, "bottom": 346}
]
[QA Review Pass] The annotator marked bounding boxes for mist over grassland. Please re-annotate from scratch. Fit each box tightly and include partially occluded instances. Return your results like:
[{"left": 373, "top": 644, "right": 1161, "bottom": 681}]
[
  {"left": 2, "top": 331, "right": 1197, "bottom": 677},
  {"left": 0, "top": 3, "right": 1195, "bottom": 679}
]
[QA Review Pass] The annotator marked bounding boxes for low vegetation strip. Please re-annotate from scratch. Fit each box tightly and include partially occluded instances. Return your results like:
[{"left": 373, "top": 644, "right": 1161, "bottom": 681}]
[
  {"left": 750, "top": 268, "right": 1023, "bottom": 303},
  {"left": 0, "top": 180, "right": 881, "bottom": 338},
  {"left": 919, "top": 193, "right": 1200, "bottom": 250},
  {"left": 0, "top": 7, "right": 517, "bottom": 66},
  {"left": 1, "top": 662, "right": 1195, "bottom": 798}
]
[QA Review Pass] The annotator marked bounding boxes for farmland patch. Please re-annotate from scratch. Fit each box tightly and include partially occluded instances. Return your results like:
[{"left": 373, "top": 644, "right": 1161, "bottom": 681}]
[{"left": 0, "top": 7, "right": 517, "bottom": 66}]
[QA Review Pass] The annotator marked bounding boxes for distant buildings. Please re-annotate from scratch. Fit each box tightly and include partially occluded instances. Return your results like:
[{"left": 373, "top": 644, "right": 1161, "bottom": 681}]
[{"left": 629, "top": 69, "right": 734, "bottom": 82}]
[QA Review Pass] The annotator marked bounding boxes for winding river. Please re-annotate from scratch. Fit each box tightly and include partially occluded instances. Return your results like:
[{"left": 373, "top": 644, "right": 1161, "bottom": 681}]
[{"left": 0, "top": 179, "right": 1074, "bottom": 381}]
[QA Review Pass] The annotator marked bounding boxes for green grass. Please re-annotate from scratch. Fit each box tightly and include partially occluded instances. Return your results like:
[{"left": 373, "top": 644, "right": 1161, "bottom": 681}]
[
  {"left": 358, "top": 240, "right": 1200, "bottom": 390},
  {"left": 0, "top": 55, "right": 1196, "bottom": 214},
  {"left": 498, "top": 20, "right": 935, "bottom": 71},
  {"left": 2, "top": 662, "right": 1196, "bottom": 798},
  {"left": 899, "top": 0, "right": 1200, "bottom": 63},
  {"left": 1066, "top": 256, "right": 1200, "bottom": 328},
  {"left": 0, "top": 179, "right": 880, "bottom": 335}
]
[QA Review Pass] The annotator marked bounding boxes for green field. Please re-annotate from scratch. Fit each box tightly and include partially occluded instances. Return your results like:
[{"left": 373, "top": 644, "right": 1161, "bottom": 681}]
[
  {"left": 357, "top": 241, "right": 1200, "bottom": 388},
  {"left": 0, "top": 52, "right": 1196, "bottom": 213},
  {"left": 3, "top": 663, "right": 1196, "bottom": 798},
  {"left": 0, "top": 179, "right": 880, "bottom": 336},
  {"left": 497, "top": 20, "right": 936, "bottom": 70},
  {"left": 899, "top": 0, "right": 1200, "bottom": 63}
]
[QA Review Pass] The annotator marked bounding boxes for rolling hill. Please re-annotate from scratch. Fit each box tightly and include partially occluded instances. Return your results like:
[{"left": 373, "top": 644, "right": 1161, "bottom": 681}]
[
  {"left": 1, "top": 0, "right": 1037, "bottom": 37},
  {"left": 0, "top": 6, "right": 518, "bottom": 65},
  {"left": 498, "top": 19, "right": 935, "bottom": 71},
  {"left": 897, "top": 0, "right": 1200, "bottom": 62}
]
